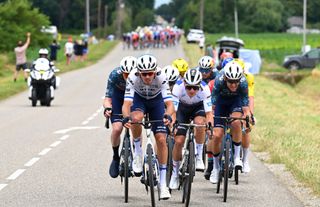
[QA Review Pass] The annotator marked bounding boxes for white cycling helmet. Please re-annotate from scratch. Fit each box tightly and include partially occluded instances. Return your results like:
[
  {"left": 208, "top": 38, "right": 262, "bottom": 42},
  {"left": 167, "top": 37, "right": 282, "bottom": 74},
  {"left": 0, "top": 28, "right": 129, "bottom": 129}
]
[
  {"left": 184, "top": 68, "right": 202, "bottom": 85},
  {"left": 224, "top": 61, "right": 243, "bottom": 80},
  {"left": 120, "top": 56, "right": 137, "bottom": 73},
  {"left": 198, "top": 56, "right": 214, "bottom": 69},
  {"left": 137, "top": 54, "right": 157, "bottom": 71},
  {"left": 163, "top": 65, "right": 179, "bottom": 82},
  {"left": 39, "top": 48, "right": 49, "bottom": 55}
]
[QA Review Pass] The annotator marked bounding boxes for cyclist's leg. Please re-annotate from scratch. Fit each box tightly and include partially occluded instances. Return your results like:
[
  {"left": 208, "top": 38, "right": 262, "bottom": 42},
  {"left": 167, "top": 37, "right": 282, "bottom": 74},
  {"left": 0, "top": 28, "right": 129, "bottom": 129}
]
[
  {"left": 193, "top": 106, "right": 206, "bottom": 170},
  {"left": 230, "top": 98, "right": 243, "bottom": 166}
]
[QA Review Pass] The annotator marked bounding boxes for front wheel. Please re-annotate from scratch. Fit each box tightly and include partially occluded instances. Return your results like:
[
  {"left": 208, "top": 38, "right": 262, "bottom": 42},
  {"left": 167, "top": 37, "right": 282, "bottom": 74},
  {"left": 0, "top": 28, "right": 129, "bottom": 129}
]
[
  {"left": 184, "top": 141, "right": 195, "bottom": 207},
  {"left": 147, "top": 144, "right": 155, "bottom": 207},
  {"left": 166, "top": 135, "right": 174, "bottom": 187},
  {"left": 124, "top": 136, "right": 130, "bottom": 203},
  {"left": 223, "top": 140, "right": 230, "bottom": 202}
]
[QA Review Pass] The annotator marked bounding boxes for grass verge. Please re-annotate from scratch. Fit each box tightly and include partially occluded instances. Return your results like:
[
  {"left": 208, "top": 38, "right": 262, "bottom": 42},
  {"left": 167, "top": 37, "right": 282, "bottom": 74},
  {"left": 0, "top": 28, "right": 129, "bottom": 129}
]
[
  {"left": 182, "top": 38, "right": 320, "bottom": 195},
  {"left": 0, "top": 40, "right": 118, "bottom": 100}
]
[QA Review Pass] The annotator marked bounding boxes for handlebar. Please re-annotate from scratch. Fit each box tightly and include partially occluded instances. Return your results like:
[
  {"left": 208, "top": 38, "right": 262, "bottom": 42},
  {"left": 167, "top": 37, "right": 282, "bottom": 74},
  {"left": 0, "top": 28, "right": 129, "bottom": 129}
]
[{"left": 213, "top": 115, "right": 250, "bottom": 129}]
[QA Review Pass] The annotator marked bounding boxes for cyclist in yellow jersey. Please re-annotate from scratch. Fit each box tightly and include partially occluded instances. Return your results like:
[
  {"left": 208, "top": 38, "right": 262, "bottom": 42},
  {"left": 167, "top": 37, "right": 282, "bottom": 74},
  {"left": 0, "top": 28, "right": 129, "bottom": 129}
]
[{"left": 234, "top": 59, "right": 254, "bottom": 173}]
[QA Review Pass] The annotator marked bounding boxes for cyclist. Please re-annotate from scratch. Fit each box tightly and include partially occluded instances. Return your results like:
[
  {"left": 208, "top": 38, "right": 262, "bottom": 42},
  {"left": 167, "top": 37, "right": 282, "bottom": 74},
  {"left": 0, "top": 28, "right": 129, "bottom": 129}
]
[
  {"left": 122, "top": 54, "right": 174, "bottom": 199},
  {"left": 172, "top": 58, "right": 189, "bottom": 78},
  {"left": 198, "top": 56, "right": 219, "bottom": 84},
  {"left": 169, "top": 68, "right": 213, "bottom": 189},
  {"left": 217, "top": 52, "right": 234, "bottom": 71},
  {"left": 103, "top": 56, "right": 137, "bottom": 178},
  {"left": 234, "top": 59, "right": 255, "bottom": 173},
  {"left": 208, "top": 61, "right": 250, "bottom": 184},
  {"left": 162, "top": 65, "right": 180, "bottom": 91}
]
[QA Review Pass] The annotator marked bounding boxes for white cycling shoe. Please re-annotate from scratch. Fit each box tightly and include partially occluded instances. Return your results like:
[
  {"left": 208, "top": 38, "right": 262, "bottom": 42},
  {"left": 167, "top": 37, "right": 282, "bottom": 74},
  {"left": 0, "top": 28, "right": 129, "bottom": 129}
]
[
  {"left": 209, "top": 168, "right": 219, "bottom": 184},
  {"left": 159, "top": 186, "right": 171, "bottom": 200},
  {"left": 169, "top": 175, "right": 180, "bottom": 190},
  {"left": 132, "top": 153, "right": 143, "bottom": 175},
  {"left": 195, "top": 157, "right": 205, "bottom": 171},
  {"left": 243, "top": 161, "right": 251, "bottom": 173},
  {"left": 234, "top": 157, "right": 243, "bottom": 169}
]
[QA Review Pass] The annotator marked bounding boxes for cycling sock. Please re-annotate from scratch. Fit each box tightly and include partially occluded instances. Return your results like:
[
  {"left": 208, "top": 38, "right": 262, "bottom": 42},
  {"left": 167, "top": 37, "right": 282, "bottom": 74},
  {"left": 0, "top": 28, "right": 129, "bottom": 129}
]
[
  {"left": 233, "top": 142, "right": 241, "bottom": 159},
  {"left": 159, "top": 164, "right": 167, "bottom": 187},
  {"left": 242, "top": 148, "right": 249, "bottom": 162},
  {"left": 207, "top": 159, "right": 213, "bottom": 172},
  {"left": 112, "top": 146, "right": 120, "bottom": 161},
  {"left": 172, "top": 160, "right": 180, "bottom": 177},
  {"left": 213, "top": 153, "right": 220, "bottom": 170},
  {"left": 133, "top": 137, "right": 142, "bottom": 155},
  {"left": 196, "top": 143, "right": 204, "bottom": 160}
]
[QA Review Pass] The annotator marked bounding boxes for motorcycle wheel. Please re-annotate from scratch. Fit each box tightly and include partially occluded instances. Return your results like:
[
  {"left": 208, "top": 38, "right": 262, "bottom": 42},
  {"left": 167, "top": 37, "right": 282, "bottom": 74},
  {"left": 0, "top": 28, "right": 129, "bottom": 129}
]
[{"left": 31, "top": 89, "right": 37, "bottom": 107}]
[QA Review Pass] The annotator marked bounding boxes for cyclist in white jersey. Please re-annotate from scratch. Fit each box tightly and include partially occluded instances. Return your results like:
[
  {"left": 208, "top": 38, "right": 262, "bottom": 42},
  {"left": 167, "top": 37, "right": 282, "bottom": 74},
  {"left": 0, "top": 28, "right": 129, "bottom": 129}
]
[
  {"left": 169, "top": 68, "right": 213, "bottom": 190},
  {"left": 122, "top": 54, "right": 174, "bottom": 200}
]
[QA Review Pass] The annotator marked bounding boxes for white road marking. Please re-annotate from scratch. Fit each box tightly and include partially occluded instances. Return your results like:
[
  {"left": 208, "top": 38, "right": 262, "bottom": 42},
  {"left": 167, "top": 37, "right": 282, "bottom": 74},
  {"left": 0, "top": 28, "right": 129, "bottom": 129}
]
[
  {"left": 24, "top": 157, "right": 40, "bottom": 167},
  {"left": 88, "top": 116, "right": 94, "bottom": 121},
  {"left": 50, "top": 141, "right": 61, "bottom": 147},
  {"left": 0, "top": 184, "right": 8, "bottom": 191},
  {"left": 54, "top": 126, "right": 100, "bottom": 134},
  {"left": 82, "top": 121, "right": 89, "bottom": 125},
  {"left": 38, "top": 148, "right": 52, "bottom": 156},
  {"left": 7, "top": 169, "right": 26, "bottom": 180},
  {"left": 59, "top": 135, "right": 70, "bottom": 140}
]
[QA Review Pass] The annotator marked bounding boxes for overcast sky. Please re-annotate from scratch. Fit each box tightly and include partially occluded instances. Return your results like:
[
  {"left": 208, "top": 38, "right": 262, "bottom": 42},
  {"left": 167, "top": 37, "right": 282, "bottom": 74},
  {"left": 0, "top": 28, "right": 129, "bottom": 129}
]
[{"left": 154, "top": 0, "right": 171, "bottom": 8}]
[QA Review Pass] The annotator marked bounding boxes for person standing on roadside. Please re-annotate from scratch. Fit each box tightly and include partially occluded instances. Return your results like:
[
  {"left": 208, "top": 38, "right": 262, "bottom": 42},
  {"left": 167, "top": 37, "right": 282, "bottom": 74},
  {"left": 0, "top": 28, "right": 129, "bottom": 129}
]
[
  {"left": 49, "top": 40, "right": 60, "bottom": 62},
  {"left": 14, "top": 32, "right": 31, "bottom": 82},
  {"left": 64, "top": 37, "right": 74, "bottom": 65}
]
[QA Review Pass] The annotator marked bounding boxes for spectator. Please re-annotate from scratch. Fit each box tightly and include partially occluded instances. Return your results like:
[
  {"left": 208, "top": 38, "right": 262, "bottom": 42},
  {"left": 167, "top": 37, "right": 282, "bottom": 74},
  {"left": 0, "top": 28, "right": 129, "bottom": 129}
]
[
  {"left": 199, "top": 36, "right": 205, "bottom": 54},
  {"left": 14, "top": 32, "right": 31, "bottom": 82},
  {"left": 49, "top": 40, "right": 60, "bottom": 62},
  {"left": 64, "top": 37, "right": 74, "bottom": 65},
  {"left": 82, "top": 40, "right": 88, "bottom": 61},
  {"left": 74, "top": 39, "right": 84, "bottom": 62}
]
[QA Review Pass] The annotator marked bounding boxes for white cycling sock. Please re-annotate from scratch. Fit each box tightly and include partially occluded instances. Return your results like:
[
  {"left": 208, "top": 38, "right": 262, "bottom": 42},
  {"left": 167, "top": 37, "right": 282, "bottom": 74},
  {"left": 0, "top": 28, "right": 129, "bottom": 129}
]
[
  {"left": 213, "top": 154, "right": 220, "bottom": 170},
  {"left": 196, "top": 143, "right": 204, "bottom": 160},
  {"left": 159, "top": 164, "right": 167, "bottom": 187},
  {"left": 234, "top": 145, "right": 241, "bottom": 159},
  {"left": 133, "top": 137, "right": 142, "bottom": 155},
  {"left": 172, "top": 160, "right": 180, "bottom": 177},
  {"left": 242, "top": 148, "right": 249, "bottom": 162}
]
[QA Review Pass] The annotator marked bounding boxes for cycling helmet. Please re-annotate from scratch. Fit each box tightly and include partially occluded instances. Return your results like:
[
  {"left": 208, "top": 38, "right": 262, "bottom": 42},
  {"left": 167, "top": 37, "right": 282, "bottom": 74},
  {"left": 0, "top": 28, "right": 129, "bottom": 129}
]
[
  {"left": 163, "top": 65, "right": 179, "bottom": 82},
  {"left": 120, "top": 56, "right": 137, "bottom": 73},
  {"left": 220, "top": 52, "right": 233, "bottom": 60},
  {"left": 234, "top": 58, "right": 245, "bottom": 70},
  {"left": 184, "top": 68, "right": 202, "bottom": 85},
  {"left": 39, "top": 48, "right": 49, "bottom": 55},
  {"left": 198, "top": 56, "right": 214, "bottom": 69},
  {"left": 137, "top": 54, "right": 157, "bottom": 71},
  {"left": 172, "top": 58, "right": 188, "bottom": 75},
  {"left": 224, "top": 62, "right": 243, "bottom": 80},
  {"left": 221, "top": 57, "right": 234, "bottom": 68}
]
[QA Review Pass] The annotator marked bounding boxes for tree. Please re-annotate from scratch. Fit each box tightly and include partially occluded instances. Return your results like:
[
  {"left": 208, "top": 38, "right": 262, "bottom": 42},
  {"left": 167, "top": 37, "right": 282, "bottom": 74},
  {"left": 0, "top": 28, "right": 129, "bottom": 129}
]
[
  {"left": 133, "top": 8, "right": 154, "bottom": 28},
  {"left": 0, "top": 0, "right": 50, "bottom": 52}
]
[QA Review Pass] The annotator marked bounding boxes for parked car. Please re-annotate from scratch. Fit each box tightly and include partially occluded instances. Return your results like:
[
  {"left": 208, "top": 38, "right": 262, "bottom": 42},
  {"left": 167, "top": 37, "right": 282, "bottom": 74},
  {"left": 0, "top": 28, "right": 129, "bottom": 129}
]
[
  {"left": 283, "top": 48, "right": 320, "bottom": 70},
  {"left": 186, "top": 29, "right": 204, "bottom": 43}
]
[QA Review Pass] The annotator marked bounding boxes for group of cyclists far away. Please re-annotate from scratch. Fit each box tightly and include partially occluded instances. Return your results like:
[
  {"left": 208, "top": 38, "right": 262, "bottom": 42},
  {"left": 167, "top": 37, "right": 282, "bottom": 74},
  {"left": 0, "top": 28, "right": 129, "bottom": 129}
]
[{"left": 103, "top": 51, "right": 255, "bottom": 201}]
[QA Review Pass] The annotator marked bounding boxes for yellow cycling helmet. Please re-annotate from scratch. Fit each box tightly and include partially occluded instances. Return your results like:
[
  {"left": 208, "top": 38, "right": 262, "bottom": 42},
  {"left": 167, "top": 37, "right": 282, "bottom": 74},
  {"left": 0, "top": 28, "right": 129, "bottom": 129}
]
[
  {"left": 234, "top": 59, "right": 245, "bottom": 70},
  {"left": 172, "top": 58, "right": 189, "bottom": 76}
]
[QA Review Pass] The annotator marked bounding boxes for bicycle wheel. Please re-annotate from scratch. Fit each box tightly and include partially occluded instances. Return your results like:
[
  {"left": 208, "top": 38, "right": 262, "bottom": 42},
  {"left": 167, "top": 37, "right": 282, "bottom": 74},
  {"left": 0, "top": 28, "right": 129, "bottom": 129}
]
[
  {"left": 184, "top": 141, "right": 195, "bottom": 207},
  {"left": 124, "top": 136, "right": 130, "bottom": 203},
  {"left": 223, "top": 139, "right": 230, "bottom": 202},
  {"left": 147, "top": 144, "right": 156, "bottom": 207},
  {"left": 166, "top": 135, "right": 174, "bottom": 187}
]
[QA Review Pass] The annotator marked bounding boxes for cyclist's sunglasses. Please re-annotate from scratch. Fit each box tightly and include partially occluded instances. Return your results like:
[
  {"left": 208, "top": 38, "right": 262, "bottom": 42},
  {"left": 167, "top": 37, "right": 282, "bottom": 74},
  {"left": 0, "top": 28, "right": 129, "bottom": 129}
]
[
  {"left": 140, "top": 71, "right": 155, "bottom": 77},
  {"left": 185, "top": 85, "right": 200, "bottom": 91},
  {"left": 226, "top": 79, "right": 240, "bottom": 84},
  {"left": 199, "top": 68, "right": 211, "bottom": 74}
]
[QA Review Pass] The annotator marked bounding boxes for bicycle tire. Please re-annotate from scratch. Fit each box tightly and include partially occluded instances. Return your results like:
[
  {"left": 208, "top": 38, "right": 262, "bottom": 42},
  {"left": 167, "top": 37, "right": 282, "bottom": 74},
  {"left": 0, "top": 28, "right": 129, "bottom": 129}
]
[
  {"left": 184, "top": 141, "right": 195, "bottom": 207},
  {"left": 223, "top": 139, "right": 230, "bottom": 202},
  {"left": 147, "top": 144, "right": 156, "bottom": 207},
  {"left": 124, "top": 136, "right": 130, "bottom": 203},
  {"left": 166, "top": 135, "right": 174, "bottom": 187}
]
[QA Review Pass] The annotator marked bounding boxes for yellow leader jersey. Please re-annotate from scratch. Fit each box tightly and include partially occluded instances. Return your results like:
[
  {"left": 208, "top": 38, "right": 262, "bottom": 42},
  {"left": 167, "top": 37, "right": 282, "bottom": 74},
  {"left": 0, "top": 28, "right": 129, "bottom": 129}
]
[{"left": 244, "top": 72, "right": 254, "bottom": 97}]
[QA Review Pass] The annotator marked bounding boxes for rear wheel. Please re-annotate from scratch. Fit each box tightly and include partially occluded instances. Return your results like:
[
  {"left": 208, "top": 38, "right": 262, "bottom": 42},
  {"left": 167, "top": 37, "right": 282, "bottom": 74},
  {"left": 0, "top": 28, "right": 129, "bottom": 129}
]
[
  {"left": 46, "top": 89, "right": 51, "bottom": 107},
  {"left": 124, "top": 136, "right": 130, "bottom": 203},
  {"left": 223, "top": 140, "right": 230, "bottom": 202},
  {"left": 147, "top": 144, "right": 155, "bottom": 207}
]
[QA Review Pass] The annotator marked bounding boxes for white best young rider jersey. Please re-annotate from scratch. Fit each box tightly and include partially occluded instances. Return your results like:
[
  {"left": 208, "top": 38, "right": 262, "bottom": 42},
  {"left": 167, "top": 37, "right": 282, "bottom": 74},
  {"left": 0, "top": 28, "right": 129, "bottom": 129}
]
[
  {"left": 124, "top": 68, "right": 172, "bottom": 101},
  {"left": 172, "top": 80, "right": 212, "bottom": 112}
]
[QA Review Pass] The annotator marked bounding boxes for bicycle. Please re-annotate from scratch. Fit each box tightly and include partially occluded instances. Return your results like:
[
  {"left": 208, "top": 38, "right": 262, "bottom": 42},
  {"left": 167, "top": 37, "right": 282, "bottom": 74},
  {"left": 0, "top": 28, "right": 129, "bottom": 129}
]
[
  {"left": 215, "top": 115, "right": 250, "bottom": 202},
  {"left": 175, "top": 121, "right": 211, "bottom": 207},
  {"left": 166, "top": 126, "right": 174, "bottom": 189},
  {"left": 105, "top": 111, "right": 133, "bottom": 203}
]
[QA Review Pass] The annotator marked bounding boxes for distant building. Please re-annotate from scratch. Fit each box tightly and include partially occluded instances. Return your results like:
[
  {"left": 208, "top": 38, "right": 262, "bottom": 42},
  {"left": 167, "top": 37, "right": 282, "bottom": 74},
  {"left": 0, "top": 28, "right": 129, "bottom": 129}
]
[
  {"left": 288, "top": 16, "right": 303, "bottom": 28},
  {"left": 286, "top": 16, "right": 320, "bottom": 34}
]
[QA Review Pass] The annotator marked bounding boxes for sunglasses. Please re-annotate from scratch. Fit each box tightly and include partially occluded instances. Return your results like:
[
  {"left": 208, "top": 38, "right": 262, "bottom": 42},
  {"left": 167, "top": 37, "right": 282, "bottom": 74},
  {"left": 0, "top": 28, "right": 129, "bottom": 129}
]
[
  {"left": 140, "top": 71, "right": 155, "bottom": 77},
  {"left": 226, "top": 79, "right": 240, "bottom": 84},
  {"left": 199, "top": 68, "right": 211, "bottom": 74},
  {"left": 185, "top": 85, "right": 200, "bottom": 91}
]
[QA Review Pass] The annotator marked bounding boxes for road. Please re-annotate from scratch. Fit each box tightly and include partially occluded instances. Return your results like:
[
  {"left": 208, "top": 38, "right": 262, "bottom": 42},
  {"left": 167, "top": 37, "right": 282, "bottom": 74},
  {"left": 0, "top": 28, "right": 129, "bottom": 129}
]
[{"left": 0, "top": 43, "right": 303, "bottom": 206}]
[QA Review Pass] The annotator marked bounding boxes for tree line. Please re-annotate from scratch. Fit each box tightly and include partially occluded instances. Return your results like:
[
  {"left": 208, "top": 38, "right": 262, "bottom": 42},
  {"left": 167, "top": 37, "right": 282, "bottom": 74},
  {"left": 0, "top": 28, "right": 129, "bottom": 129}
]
[{"left": 156, "top": 0, "right": 320, "bottom": 33}]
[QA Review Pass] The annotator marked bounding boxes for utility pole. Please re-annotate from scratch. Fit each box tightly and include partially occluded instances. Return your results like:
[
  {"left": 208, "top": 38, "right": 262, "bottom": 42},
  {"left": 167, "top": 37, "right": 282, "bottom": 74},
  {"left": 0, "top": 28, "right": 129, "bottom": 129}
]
[
  {"left": 116, "top": 0, "right": 124, "bottom": 39},
  {"left": 200, "top": 0, "right": 204, "bottom": 30},
  {"left": 234, "top": 0, "right": 239, "bottom": 38},
  {"left": 104, "top": 5, "right": 108, "bottom": 37},
  {"left": 86, "top": 0, "right": 90, "bottom": 34},
  {"left": 97, "top": 0, "right": 101, "bottom": 38},
  {"left": 302, "top": 0, "right": 307, "bottom": 52}
]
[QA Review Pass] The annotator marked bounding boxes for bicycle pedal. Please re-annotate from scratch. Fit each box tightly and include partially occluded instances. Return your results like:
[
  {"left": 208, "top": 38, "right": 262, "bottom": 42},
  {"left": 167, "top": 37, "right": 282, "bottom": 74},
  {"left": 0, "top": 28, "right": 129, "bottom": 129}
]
[{"left": 134, "top": 172, "right": 142, "bottom": 177}]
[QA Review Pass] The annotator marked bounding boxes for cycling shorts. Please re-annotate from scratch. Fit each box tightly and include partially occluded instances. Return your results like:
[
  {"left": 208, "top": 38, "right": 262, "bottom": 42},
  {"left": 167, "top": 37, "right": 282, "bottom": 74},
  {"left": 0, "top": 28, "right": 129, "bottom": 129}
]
[
  {"left": 111, "top": 88, "right": 124, "bottom": 123},
  {"left": 214, "top": 96, "right": 242, "bottom": 128}
]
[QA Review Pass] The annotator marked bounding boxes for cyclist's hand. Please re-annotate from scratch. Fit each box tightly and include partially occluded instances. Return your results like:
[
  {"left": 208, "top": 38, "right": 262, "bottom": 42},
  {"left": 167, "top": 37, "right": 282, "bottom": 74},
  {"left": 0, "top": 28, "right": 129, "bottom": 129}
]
[
  {"left": 104, "top": 107, "right": 112, "bottom": 117},
  {"left": 122, "top": 116, "right": 131, "bottom": 128},
  {"left": 251, "top": 114, "right": 256, "bottom": 126},
  {"left": 163, "top": 114, "right": 172, "bottom": 126},
  {"left": 206, "top": 122, "right": 214, "bottom": 139}
]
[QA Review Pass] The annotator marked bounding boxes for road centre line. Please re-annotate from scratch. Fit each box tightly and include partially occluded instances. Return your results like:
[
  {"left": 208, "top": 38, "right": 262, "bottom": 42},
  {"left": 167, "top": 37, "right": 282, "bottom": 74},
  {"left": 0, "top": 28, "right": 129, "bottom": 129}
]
[
  {"left": 59, "top": 135, "right": 70, "bottom": 140},
  {"left": 50, "top": 141, "right": 62, "bottom": 147},
  {"left": 82, "top": 120, "right": 89, "bottom": 125},
  {"left": 0, "top": 184, "right": 8, "bottom": 191},
  {"left": 38, "top": 148, "right": 52, "bottom": 156},
  {"left": 54, "top": 126, "right": 100, "bottom": 134},
  {"left": 24, "top": 157, "right": 40, "bottom": 167},
  {"left": 7, "top": 169, "right": 26, "bottom": 180}
]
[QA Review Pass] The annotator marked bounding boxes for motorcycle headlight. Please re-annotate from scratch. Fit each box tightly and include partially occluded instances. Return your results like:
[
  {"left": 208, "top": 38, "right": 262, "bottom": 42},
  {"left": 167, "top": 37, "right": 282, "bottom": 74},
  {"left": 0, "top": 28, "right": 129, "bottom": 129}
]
[{"left": 284, "top": 57, "right": 289, "bottom": 63}]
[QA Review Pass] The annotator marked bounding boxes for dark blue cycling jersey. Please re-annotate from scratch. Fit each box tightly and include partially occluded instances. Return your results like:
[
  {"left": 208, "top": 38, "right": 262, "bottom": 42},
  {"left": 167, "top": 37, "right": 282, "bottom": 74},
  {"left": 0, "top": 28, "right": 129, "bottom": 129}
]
[
  {"left": 105, "top": 67, "right": 127, "bottom": 98},
  {"left": 199, "top": 68, "right": 219, "bottom": 84}
]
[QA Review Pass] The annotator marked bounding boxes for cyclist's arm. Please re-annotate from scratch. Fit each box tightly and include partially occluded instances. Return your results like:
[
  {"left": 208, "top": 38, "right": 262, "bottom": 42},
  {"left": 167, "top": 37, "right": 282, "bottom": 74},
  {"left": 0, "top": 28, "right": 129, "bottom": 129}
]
[
  {"left": 122, "top": 75, "right": 135, "bottom": 118},
  {"left": 247, "top": 74, "right": 255, "bottom": 114}
]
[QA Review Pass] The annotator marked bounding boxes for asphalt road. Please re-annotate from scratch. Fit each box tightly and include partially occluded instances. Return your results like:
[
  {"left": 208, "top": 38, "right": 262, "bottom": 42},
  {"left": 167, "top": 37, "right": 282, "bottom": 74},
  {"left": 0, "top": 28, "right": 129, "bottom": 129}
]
[{"left": 0, "top": 43, "right": 303, "bottom": 207}]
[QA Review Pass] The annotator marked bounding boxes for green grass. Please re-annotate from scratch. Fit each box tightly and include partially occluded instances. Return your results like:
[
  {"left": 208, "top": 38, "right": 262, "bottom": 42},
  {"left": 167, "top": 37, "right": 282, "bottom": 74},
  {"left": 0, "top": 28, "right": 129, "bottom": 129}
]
[
  {"left": 182, "top": 36, "right": 320, "bottom": 195},
  {"left": 0, "top": 39, "right": 118, "bottom": 100}
]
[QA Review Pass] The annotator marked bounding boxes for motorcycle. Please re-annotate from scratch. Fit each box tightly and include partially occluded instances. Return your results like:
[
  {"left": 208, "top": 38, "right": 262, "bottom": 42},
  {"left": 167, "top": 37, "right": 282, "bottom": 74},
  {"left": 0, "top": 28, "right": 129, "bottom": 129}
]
[{"left": 25, "top": 58, "right": 60, "bottom": 107}]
